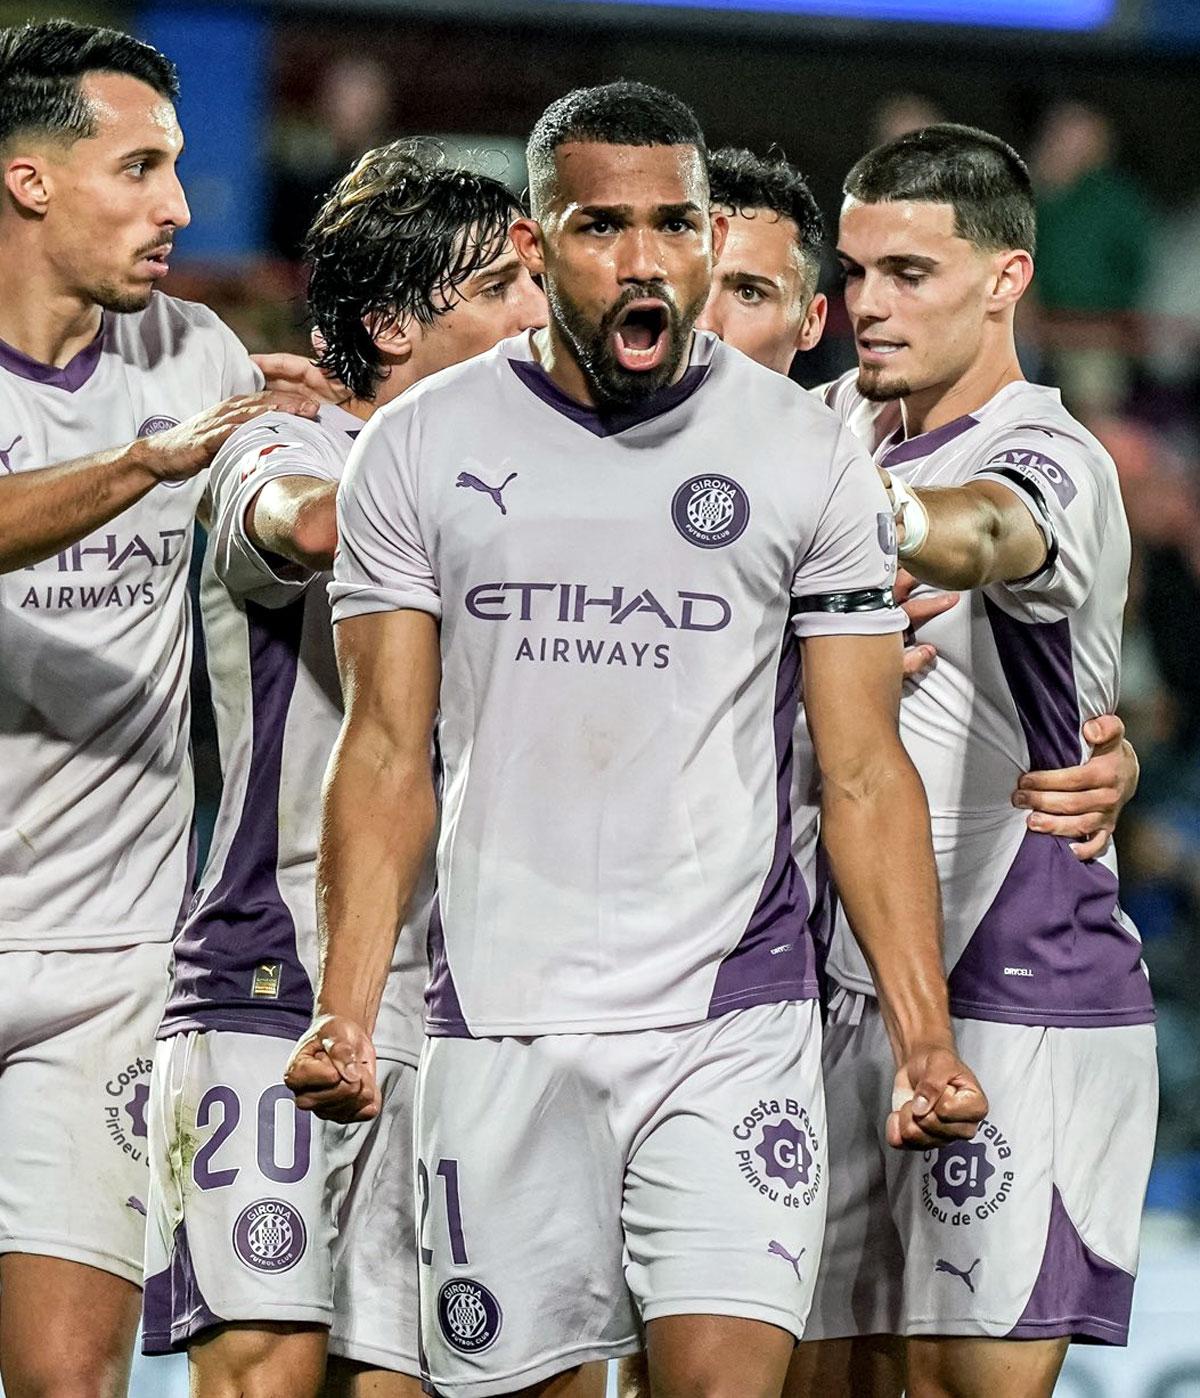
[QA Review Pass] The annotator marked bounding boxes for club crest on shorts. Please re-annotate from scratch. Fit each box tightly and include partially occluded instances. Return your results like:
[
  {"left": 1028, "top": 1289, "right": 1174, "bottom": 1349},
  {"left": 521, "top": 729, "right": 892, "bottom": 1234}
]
[
  {"left": 671, "top": 474, "right": 749, "bottom": 549},
  {"left": 437, "top": 1278, "right": 503, "bottom": 1353},
  {"left": 232, "top": 1198, "right": 307, "bottom": 1273},
  {"left": 731, "top": 1097, "right": 822, "bottom": 1209},
  {"left": 922, "top": 1118, "right": 1014, "bottom": 1226}
]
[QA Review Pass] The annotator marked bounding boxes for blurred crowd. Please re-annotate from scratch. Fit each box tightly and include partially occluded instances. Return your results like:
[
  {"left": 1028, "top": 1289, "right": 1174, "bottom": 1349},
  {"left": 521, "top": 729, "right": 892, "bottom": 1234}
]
[{"left": 177, "top": 58, "right": 1200, "bottom": 1223}]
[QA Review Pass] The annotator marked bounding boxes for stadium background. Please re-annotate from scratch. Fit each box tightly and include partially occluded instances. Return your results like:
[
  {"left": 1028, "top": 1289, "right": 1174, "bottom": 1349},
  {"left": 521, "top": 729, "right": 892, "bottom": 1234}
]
[{"left": 4, "top": 0, "right": 1199, "bottom": 1392}]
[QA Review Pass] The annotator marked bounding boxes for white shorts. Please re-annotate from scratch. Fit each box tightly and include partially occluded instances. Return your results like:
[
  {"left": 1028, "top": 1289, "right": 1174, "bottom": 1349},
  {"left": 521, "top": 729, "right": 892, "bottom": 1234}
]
[
  {"left": 0, "top": 943, "right": 171, "bottom": 1285},
  {"left": 417, "top": 1000, "right": 826, "bottom": 1398},
  {"left": 142, "top": 1029, "right": 419, "bottom": 1375},
  {"left": 806, "top": 991, "right": 1158, "bottom": 1346}
]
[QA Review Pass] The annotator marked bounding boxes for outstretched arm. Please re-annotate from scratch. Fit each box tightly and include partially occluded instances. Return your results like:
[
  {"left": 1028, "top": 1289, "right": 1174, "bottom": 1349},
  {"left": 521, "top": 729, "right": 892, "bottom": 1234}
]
[
  {"left": 883, "top": 471, "right": 1048, "bottom": 592},
  {"left": 804, "top": 629, "right": 987, "bottom": 1149},
  {"left": 285, "top": 607, "right": 440, "bottom": 1122},
  {"left": 0, "top": 391, "right": 318, "bottom": 572}
]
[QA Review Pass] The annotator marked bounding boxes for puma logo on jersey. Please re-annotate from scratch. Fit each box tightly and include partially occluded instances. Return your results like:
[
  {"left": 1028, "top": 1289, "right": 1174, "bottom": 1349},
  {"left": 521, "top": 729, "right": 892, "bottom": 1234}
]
[
  {"left": 0, "top": 435, "right": 22, "bottom": 473},
  {"left": 457, "top": 471, "right": 517, "bottom": 515},
  {"left": 768, "top": 1240, "right": 806, "bottom": 1283},
  {"left": 935, "top": 1257, "right": 981, "bottom": 1292}
]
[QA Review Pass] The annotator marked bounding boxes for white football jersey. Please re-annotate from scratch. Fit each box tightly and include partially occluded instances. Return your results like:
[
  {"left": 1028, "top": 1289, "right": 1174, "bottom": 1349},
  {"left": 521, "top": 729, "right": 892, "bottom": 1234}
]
[
  {"left": 161, "top": 405, "right": 431, "bottom": 1063},
  {"left": 820, "top": 373, "right": 1153, "bottom": 1028},
  {"left": 330, "top": 331, "right": 904, "bottom": 1037},
  {"left": 0, "top": 295, "right": 259, "bottom": 950}
]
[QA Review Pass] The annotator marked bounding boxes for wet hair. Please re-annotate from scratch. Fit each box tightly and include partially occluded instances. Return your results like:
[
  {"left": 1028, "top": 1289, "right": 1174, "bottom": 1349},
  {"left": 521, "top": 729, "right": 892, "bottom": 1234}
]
[
  {"left": 304, "top": 139, "right": 525, "bottom": 401},
  {"left": 708, "top": 146, "right": 824, "bottom": 292},
  {"left": 526, "top": 81, "right": 707, "bottom": 215},
  {"left": 844, "top": 122, "right": 1036, "bottom": 255},
  {"left": 0, "top": 19, "right": 178, "bottom": 149}
]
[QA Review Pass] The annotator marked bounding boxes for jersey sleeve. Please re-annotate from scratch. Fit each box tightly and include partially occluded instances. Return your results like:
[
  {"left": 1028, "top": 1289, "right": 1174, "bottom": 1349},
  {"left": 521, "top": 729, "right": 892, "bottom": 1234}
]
[
  {"left": 791, "top": 424, "right": 906, "bottom": 639},
  {"left": 207, "top": 417, "right": 341, "bottom": 608},
  {"left": 328, "top": 406, "right": 441, "bottom": 623},
  {"left": 971, "top": 432, "right": 1111, "bottom": 620}
]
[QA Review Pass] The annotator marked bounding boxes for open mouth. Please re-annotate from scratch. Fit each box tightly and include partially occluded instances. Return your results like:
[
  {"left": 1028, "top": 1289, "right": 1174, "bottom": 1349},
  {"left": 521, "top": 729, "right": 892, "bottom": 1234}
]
[
  {"left": 612, "top": 300, "right": 670, "bottom": 372},
  {"left": 138, "top": 245, "right": 173, "bottom": 278}
]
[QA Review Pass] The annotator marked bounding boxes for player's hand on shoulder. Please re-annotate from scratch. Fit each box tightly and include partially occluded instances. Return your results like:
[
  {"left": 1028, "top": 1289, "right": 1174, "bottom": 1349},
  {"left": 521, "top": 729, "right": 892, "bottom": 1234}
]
[
  {"left": 895, "top": 566, "right": 958, "bottom": 680},
  {"left": 252, "top": 352, "right": 343, "bottom": 404},
  {"left": 284, "top": 1011, "right": 381, "bottom": 1123},
  {"left": 137, "top": 390, "right": 323, "bottom": 484},
  {"left": 888, "top": 1044, "right": 988, "bottom": 1151},
  {"left": 1012, "top": 713, "right": 1137, "bottom": 861}
]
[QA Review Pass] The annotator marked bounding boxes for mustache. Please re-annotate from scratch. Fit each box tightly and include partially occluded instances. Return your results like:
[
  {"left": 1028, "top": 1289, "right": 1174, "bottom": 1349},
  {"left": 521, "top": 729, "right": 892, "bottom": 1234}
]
[{"left": 132, "top": 236, "right": 174, "bottom": 258}]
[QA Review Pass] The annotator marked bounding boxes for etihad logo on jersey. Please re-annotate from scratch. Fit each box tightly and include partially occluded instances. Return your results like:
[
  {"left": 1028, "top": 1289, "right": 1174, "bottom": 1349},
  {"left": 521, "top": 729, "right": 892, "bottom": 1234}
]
[
  {"left": 18, "top": 528, "right": 187, "bottom": 611},
  {"left": 465, "top": 581, "right": 732, "bottom": 671}
]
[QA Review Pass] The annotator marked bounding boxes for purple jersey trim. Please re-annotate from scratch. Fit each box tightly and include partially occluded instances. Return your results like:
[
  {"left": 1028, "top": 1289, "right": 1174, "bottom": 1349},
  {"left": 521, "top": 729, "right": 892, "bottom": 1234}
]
[
  {"left": 424, "top": 896, "right": 471, "bottom": 1037},
  {"left": 141, "top": 1220, "right": 224, "bottom": 1355},
  {"left": 948, "top": 831, "right": 1155, "bottom": 1026},
  {"left": 156, "top": 1010, "right": 304, "bottom": 1041},
  {"left": 508, "top": 357, "right": 710, "bottom": 438},
  {"left": 879, "top": 413, "right": 978, "bottom": 468},
  {"left": 1006, "top": 1186, "right": 1135, "bottom": 1346},
  {"left": 948, "top": 598, "right": 1154, "bottom": 1026},
  {"left": 708, "top": 623, "right": 819, "bottom": 1016},
  {"left": 984, "top": 599, "right": 1081, "bottom": 771},
  {"left": 160, "top": 597, "right": 315, "bottom": 1036},
  {"left": 0, "top": 318, "right": 105, "bottom": 393}
]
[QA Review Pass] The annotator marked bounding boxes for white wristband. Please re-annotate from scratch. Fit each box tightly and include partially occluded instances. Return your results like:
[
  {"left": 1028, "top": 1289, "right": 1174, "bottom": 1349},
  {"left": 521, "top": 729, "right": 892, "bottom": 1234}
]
[{"left": 889, "top": 475, "right": 930, "bottom": 559}]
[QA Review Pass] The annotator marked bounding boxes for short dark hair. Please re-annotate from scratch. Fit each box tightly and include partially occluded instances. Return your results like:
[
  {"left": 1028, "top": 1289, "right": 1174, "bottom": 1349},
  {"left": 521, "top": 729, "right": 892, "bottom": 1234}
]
[
  {"left": 526, "top": 81, "right": 707, "bottom": 214},
  {"left": 305, "top": 140, "right": 525, "bottom": 400},
  {"left": 844, "top": 123, "right": 1036, "bottom": 255},
  {"left": 708, "top": 147, "right": 824, "bottom": 291},
  {"left": 0, "top": 19, "right": 178, "bottom": 150}
]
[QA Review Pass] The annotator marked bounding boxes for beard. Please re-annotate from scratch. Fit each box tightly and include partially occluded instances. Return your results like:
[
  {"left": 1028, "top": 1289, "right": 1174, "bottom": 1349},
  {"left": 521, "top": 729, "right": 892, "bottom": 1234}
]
[
  {"left": 548, "top": 280, "right": 706, "bottom": 409},
  {"left": 89, "top": 280, "right": 155, "bottom": 314},
  {"left": 856, "top": 364, "right": 912, "bottom": 402}
]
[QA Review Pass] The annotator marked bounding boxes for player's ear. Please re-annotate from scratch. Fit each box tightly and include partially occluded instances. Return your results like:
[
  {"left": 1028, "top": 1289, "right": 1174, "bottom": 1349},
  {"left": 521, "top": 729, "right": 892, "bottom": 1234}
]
[
  {"left": 796, "top": 291, "right": 828, "bottom": 353},
  {"left": 990, "top": 249, "right": 1034, "bottom": 311},
  {"left": 710, "top": 210, "right": 728, "bottom": 263},
  {"left": 509, "top": 218, "right": 545, "bottom": 278},
  {"left": 370, "top": 314, "right": 414, "bottom": 367},
  {"left": 4, "top": 153, "right": 52, "bottom": 216}
]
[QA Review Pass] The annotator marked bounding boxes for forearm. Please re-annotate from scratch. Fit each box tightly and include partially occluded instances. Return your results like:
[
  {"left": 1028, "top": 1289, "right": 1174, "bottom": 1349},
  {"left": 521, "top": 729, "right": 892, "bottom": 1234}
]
[
  {"left": 0, "top": 441, "right": 159, "bottom": 571},
  {"left": 899, "top": 480, "right": 1045, "bottom": 591},
  {"left": 821, "top": 752, "right": 951, "bottom": 1061},
  {"left": 316, "top": 724, "right": 436, "bottom": 1031}
]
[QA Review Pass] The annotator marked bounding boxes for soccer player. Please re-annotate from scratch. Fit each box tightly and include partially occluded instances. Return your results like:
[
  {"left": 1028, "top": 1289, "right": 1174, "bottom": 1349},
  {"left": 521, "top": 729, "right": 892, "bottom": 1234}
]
[
  {"left": 286, "top": 81, "right": 986, "bottom": 1398},
  {"left": 141, "top": 143, "right": 546, "bottom": 1398},
  {"left": 701, "top": 145, "right": 1137, "bottom": 858},
  {"left": 791, "top": 125, "right": 1156, "bottom": 1398},
  {"left": 0, "top": 20, "right": 315, "bottom": 1398}
]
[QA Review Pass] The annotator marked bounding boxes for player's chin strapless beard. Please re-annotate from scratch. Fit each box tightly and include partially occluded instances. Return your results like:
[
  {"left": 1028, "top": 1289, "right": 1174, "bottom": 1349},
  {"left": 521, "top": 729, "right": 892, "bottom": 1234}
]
[
  {"left": 857, "top": 365, "right": 913, "bottom": 402},
  {"left": 550, "top": 281, "right": 702, "bottom": 408},
  {"left": 92, "top": 283, "right": 154, "bottom": 314}
]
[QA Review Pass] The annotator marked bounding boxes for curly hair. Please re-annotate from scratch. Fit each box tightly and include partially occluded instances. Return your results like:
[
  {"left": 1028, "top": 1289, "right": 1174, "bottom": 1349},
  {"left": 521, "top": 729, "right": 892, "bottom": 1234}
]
[
  {"left": 304, "top": 139, "right": 525, "bottom": 400},
  {"left": 708, "top": 147, "right": 824, "bottom": 292}
]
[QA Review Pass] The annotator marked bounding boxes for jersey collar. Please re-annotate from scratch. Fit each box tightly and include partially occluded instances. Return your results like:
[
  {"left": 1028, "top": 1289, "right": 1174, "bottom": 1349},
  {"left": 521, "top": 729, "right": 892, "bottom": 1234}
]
[
  {"left": 0, "top": 315, "right": 106, "bottom": 393},
  {"left": 506, "top": 329, "right": 718, "bottom": 438}
]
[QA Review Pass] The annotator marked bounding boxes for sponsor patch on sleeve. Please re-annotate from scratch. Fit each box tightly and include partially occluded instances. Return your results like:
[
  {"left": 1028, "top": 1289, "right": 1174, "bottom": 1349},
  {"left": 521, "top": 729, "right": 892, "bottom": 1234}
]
[{"left": 983, "top": 448, "right": 1077, "bottom": 509}]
